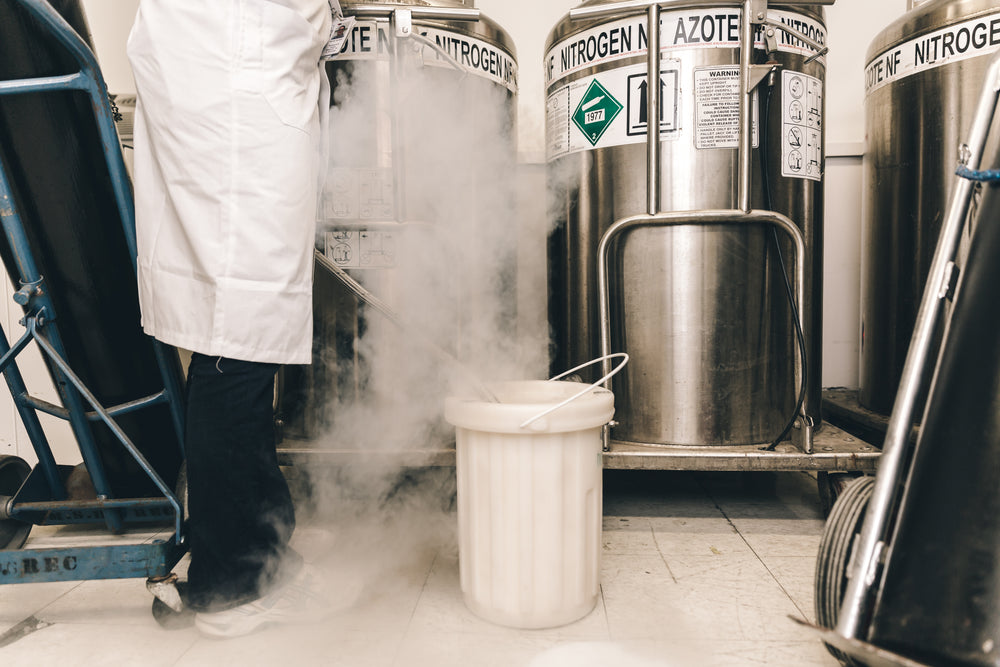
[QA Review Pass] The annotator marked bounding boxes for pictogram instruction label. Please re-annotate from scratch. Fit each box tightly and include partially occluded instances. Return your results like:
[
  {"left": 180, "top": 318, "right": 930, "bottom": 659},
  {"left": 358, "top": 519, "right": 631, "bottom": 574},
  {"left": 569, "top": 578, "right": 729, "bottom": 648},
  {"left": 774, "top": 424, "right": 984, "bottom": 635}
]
[
  {"left": 693, "top": 66, "right": 757, "bottom": 149},
  {"left": 323, "top": 168, "right": 394, "bottom": 221},
  {"left": 324, "top": 229, "right": 397, "bottom": 269},
  {"left": 781, "top": 70, "right": 822, "bottom": 181},
  {"left": 547, "top": 60, "right": 681, "bottom": 161}
]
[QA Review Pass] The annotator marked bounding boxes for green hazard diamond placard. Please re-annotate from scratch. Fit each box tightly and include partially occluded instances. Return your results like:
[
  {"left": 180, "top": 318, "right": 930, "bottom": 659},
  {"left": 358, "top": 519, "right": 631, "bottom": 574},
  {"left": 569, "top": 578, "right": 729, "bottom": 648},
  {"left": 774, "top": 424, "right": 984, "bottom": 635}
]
[{"left": 572, "top": 79, "right": 623, "bottom": 146}]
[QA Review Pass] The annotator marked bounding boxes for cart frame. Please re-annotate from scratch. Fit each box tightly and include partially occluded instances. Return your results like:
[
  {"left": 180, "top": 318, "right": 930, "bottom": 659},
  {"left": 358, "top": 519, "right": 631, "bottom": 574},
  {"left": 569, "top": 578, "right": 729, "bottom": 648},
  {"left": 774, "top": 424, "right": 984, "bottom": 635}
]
[{"left": 0, "top": 0, "right": 187, "bottom": 585}]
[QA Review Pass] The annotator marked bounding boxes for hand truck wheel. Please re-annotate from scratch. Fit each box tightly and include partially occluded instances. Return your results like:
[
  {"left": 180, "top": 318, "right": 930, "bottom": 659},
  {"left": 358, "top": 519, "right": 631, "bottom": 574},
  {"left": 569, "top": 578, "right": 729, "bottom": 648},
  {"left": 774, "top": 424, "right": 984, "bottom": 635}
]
[
  {"left": 814, "top": 474, "right": 875, "bottom": 666},
  {"left": 0, "top": 455, "right": 32, "bottom": 550}
]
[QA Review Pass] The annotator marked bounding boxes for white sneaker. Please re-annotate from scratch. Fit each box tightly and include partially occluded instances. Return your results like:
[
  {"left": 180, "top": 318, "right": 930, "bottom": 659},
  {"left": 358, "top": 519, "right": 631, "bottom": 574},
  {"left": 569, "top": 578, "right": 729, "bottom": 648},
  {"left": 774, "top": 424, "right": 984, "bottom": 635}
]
[{"left": 194, "top": 565, "right": 332, "bottom": 638}]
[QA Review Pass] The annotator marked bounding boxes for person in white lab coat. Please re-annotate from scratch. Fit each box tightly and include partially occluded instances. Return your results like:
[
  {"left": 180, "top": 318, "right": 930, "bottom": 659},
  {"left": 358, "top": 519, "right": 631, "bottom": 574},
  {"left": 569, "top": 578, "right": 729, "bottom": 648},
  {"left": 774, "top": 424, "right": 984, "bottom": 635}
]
[{"left": 127, "top": 0, "right": 332, "bottom": 637}]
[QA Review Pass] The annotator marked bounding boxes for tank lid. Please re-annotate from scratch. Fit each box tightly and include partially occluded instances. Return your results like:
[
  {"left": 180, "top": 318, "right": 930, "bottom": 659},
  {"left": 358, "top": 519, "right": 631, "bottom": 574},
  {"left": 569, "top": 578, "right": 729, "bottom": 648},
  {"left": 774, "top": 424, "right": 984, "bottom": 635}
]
[
  {"left": 341, "top": 0, "right": 515, "bottom": 58},
  {"left": 866, "top": 0, "right": 1000, "bottom": 63}
]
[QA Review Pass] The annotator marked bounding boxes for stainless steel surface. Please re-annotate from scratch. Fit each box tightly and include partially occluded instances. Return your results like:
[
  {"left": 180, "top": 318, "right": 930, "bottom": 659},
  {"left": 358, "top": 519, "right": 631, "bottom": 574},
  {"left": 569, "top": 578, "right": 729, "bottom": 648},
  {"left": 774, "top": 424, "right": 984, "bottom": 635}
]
[
  {"left": 605, "top": 422, "right": 876, "bottom": 471},
  {"left": 837, "top": 48, "right": 1000, "bottom": 643},
  {"left": 799, "top": 622, "right": 932, "bottom": 667},
  {"left": 646, "top": 4, "right": 661, "bottom": 215},
  {"left": 595, "top": 209, "right": 808, "bottom": 448},
  {"left": 279, "top": 0, "right": 517, "bottom": 443},
  {"left": 345, "top": 4, "right": 480, "bottom": 21},
  {"left": 738, "top": 0, "right": 755, "bottom": 213},
  {"left": 568, "top": 0, "right": 833, "bottom": 20},
  {"left": 278, "top": 421, "right": 876, "bottom": 471},
  {"left": 860, "top": 0, "right": 1000, "bottom": 413},
  {"left": 547, "top": 2, "right": 826, "bottom": 448}
]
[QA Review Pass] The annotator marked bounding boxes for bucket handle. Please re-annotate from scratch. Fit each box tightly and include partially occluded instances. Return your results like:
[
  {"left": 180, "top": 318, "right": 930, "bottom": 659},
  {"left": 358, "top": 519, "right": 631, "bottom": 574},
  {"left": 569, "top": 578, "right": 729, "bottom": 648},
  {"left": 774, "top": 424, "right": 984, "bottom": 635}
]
[{"left": 518, "top": 353, "right": 630, "bottom": 430}]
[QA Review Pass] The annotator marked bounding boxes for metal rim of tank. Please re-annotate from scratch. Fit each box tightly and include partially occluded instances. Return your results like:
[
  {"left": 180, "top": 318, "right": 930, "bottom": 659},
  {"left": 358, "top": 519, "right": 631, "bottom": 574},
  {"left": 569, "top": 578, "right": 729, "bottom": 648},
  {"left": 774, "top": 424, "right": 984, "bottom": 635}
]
[
  {"left": 341, "top": 0, "right": 517, "bottom": 61},
  {"left": 544, "top": 0, "right": 826, "bottom": 54},
  {"left": 865, "top": 0, "right": 1000, "bottom": 66}
]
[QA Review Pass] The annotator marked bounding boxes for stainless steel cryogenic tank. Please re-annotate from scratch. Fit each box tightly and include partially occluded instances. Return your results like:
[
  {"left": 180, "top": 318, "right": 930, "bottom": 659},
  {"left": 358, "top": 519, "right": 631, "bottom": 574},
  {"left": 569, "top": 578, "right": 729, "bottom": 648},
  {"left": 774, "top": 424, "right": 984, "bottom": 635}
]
[
  {"left": 860, "top": 0, "right": 1000, "bottom": 414},
  {"left": 279, "top": 0, "right": 519, "bottom": 448},
  {"left": 545, "top": 1, "right": 826, "bottom": 448}
]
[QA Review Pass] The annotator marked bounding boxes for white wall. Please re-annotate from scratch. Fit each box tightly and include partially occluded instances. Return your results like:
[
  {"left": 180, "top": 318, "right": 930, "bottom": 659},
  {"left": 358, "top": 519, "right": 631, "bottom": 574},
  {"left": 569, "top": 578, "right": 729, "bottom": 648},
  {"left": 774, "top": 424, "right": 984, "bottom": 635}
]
[{"left": 2, "top": 0, "right": 909, "bottom": 463}]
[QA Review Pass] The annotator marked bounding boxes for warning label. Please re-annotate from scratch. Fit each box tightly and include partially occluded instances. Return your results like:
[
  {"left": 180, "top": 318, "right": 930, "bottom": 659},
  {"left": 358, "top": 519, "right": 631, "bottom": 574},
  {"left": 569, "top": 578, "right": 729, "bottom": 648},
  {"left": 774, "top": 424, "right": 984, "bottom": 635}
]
[
  {"left": 546, "top": 60, "right": 681, "bottom": 161},
  {"left": 323, "top": 168, "right": 394, "bottom": 221},
  {"left": 626, "top": 70, "right": 680, "bottom": 136},
  {"left": 324, "top": 229, "right": 396, "bottom": 269},
  {"left": 694, "top": 66, "right": 757, "bottom": 149},
  {"left": 781, "top": 70, "right": 822, "bottom": 181},
  {"left": 572, "top": 80, "right": 624, "bottom": 145}
]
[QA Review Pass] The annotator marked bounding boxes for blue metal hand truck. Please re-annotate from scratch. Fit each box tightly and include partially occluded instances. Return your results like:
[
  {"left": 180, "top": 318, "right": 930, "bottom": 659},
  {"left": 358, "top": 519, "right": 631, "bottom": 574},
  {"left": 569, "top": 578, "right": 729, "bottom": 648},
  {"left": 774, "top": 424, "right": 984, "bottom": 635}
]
[{"left": 0, "top": 0, "right": 187, "bottom": 587}]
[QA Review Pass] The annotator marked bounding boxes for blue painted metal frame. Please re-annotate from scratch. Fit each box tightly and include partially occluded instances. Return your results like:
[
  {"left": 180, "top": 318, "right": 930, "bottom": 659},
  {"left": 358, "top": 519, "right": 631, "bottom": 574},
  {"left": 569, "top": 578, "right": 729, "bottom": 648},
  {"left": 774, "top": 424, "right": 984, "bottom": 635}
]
[{"left": 0, "top": 0, "right": 187, "bottom": 582}]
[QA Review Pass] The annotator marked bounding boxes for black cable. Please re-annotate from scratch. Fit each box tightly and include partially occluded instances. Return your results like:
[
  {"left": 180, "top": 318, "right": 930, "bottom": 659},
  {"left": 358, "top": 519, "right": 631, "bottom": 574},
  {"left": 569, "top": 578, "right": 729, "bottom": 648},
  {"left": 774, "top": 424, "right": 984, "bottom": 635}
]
[{"left": 758, "top": 70, "right": 810, "bottom": 451}]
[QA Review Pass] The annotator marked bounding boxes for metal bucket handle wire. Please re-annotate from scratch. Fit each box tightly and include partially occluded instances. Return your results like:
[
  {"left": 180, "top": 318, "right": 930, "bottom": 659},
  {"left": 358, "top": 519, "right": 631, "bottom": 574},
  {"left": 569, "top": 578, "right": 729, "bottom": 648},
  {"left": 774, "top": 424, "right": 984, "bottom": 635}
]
[{"left": 518, "top": 353, "right": 629, "bottom": 430}]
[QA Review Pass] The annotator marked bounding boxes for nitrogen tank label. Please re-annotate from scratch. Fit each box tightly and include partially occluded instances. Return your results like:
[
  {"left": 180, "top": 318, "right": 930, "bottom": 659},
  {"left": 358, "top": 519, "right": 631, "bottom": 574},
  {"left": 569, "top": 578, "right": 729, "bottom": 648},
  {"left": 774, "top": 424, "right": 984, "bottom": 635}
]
[
  {"left": 333, "top": 20, "right": 518, "bottom": 92},
  {"left": 693, "top": 66, "right": 758, "bottom": 149},
  {"left": 781, "top": 70, "right": 822, "bottom": 181},
  {"left": 545, "top": 9, "right": 826, "bottom": 86},
  {"left": 547, "top": 60, "right": 681, "bottom": 161},
  {"left": 865, "top": 11, "right": 1000, "bottom": 96}
]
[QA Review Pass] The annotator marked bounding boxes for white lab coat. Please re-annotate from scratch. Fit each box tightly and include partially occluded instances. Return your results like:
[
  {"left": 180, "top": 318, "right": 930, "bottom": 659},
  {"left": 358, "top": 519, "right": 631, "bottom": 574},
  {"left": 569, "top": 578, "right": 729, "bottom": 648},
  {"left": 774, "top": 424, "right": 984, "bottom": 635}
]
[{"left": 127, "top": 0, "right": 331, "bottom": 364}]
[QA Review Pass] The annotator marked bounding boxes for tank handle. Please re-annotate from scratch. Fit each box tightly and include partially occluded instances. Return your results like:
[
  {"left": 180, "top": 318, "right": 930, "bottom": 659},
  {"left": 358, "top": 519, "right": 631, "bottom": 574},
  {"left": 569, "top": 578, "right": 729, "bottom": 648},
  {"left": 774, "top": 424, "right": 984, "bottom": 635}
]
[{"left": 518, "top": 353, "right": 629, "bottom": 431}]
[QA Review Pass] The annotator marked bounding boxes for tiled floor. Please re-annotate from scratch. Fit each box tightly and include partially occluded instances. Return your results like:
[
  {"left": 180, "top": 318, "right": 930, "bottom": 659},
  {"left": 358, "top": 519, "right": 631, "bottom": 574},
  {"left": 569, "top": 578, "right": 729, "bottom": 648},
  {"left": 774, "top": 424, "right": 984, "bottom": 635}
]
[{"left": 0, "top": 469, "right": 839, "bottom": 666}]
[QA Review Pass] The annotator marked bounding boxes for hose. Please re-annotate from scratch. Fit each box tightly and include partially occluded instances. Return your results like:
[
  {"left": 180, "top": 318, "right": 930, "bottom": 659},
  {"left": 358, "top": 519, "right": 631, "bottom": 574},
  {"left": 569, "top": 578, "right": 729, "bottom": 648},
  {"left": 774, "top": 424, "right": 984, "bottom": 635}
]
[{"left": 757, "top": 68, "right": 810, "bottom": 451}]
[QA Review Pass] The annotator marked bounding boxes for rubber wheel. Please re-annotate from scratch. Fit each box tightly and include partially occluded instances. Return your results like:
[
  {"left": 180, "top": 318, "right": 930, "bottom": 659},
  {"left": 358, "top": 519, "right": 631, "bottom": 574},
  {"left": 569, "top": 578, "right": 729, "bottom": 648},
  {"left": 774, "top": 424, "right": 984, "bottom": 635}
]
[
  {"left": 151, "top": 580, "right": 195, "bottom": 630},
  {"left": 817, "top": 471, "right": 862, "bottom": 518},
  {"left": 814, "top": 474, "right": 875, "bottom": 666},
  {"left": 0, "top": 455, "right": 32, "bottom": 550}
]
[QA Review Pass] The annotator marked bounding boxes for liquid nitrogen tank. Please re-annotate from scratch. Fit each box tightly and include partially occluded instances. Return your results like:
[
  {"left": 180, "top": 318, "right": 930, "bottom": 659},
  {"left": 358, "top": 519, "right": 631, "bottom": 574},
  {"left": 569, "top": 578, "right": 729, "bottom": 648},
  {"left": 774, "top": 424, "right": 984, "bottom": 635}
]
[
  {"left": 860, "top": 0, "right": 1000, "bottom": 414},
  {"left": 279, "top": 0, "right": 519, "bottom": 451},
  {"left": 545, "top": 1, "right": 827, "bottom": 449}
]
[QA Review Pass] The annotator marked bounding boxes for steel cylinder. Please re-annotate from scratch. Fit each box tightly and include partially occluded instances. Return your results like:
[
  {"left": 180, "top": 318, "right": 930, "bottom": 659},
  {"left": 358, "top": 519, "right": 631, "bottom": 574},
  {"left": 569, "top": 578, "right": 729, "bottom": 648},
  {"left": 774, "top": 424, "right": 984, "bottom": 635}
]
[
  {"left": 860, "top": 0, "right": 1000, "bottom": 413},
  {"left": 545, "top": 2, "right": 826, "bottom": 447},
  {"left": 866, "top": 157, "right": 1000, "bottom": 667},
  {"left": 279, "top": 0, "right": 518, "bottom": 445}
]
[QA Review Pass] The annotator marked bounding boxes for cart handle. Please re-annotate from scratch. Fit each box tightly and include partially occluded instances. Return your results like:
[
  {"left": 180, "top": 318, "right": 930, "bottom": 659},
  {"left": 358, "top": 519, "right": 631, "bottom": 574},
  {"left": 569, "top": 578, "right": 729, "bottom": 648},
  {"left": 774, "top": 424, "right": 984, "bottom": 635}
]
[{"left": 596, "top": 209, "right": 811, "bottom": 451}]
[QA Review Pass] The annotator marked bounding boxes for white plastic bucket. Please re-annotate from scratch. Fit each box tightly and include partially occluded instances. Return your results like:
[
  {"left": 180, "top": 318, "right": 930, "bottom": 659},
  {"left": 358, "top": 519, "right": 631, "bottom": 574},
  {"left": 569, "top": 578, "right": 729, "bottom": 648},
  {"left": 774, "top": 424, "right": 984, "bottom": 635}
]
[{"left": 444, "top": 376, "right": 616, "bottom": 629}]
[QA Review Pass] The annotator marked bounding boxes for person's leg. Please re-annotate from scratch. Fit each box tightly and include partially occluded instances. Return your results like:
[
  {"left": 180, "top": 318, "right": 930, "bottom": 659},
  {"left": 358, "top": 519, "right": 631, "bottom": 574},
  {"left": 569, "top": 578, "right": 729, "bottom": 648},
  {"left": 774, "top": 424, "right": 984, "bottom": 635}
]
[{"left": 183, "top": 353, "right": 301, "bottom": 612}]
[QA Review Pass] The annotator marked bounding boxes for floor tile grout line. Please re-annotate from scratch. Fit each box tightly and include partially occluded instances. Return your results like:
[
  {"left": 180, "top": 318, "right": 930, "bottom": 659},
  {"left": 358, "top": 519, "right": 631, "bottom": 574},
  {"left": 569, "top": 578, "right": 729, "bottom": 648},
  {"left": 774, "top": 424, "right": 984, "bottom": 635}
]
[
  {"left": 167, "top": 629, "right": 202, "bottom": 666},
  {"left": 649, "top": 524, "right": 678, "bottom": 584},
  {"left": 598, "top": 583, "right": 613, "bottom": 639},
  {"left": 390, "top": 547, "right": 440, "bottom": 666},
  {"left": 695, "top": 476, "right": 813, "bottom": 623}
]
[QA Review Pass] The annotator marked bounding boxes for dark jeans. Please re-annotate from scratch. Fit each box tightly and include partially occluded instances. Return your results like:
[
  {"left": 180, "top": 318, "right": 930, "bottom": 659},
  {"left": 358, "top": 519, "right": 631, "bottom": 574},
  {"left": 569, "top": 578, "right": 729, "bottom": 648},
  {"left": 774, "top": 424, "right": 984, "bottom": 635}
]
[{"left": 183, "top": 353, "right": 301, "bottom": 612}]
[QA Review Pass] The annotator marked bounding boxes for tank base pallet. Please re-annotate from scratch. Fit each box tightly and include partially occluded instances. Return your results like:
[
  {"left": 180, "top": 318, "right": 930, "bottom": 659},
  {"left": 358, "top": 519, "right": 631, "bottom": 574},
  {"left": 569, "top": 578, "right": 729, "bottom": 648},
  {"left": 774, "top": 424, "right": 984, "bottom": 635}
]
[
  {"left": 604, "top": 422, "right": 877, "bottom": 471},
  {"left": 276, "top": 421, "right": 878, "bottom": 473},
  {"left": 822, "top": 387, "right": 919, "bottom": 449}
]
